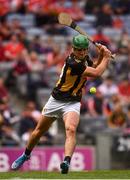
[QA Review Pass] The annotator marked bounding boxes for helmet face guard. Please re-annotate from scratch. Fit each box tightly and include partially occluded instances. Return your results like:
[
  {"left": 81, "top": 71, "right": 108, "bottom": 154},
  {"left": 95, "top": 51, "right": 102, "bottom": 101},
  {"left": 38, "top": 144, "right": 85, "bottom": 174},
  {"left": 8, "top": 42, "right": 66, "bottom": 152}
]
[{"left": 72, "top": 34, "right": 89, "bottom": 49}]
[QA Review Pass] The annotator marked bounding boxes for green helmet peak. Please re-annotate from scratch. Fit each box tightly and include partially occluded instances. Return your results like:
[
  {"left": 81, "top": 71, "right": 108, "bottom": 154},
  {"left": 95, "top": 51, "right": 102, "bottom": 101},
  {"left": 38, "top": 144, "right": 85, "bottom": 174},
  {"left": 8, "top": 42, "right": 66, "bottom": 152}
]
[{"left": 72, "top": 34, "right": 89, "bottom": 49}]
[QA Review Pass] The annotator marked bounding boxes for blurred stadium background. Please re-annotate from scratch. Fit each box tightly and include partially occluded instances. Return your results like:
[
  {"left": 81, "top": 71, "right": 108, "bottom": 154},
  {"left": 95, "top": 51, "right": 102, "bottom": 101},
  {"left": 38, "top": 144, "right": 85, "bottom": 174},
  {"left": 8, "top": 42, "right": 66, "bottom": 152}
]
[{"left": 0, "top": 0, "right": 130, "bottom": 173}]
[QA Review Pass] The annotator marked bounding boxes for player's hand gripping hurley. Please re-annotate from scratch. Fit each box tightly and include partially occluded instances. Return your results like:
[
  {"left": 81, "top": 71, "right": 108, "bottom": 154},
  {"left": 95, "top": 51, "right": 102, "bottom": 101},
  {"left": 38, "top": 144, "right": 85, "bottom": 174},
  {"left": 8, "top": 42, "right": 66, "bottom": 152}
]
[{"left": 58, "top": 12, "right": 116, "bottom": 60}]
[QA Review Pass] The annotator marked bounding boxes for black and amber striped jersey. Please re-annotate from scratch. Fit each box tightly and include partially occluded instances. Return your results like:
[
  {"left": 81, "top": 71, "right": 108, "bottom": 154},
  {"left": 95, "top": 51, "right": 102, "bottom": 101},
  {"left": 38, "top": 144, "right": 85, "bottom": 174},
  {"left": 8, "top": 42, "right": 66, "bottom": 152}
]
[{"left": 52, "top": 53, "right": 93, "bottom": 102}]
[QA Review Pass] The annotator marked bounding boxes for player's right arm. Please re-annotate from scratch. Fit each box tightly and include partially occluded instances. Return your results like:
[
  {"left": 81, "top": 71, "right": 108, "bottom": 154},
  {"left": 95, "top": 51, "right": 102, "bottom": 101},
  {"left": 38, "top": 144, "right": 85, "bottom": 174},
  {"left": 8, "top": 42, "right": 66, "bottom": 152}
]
[{"left": 83, "top": 45, "right": 111, "bottom": 78}]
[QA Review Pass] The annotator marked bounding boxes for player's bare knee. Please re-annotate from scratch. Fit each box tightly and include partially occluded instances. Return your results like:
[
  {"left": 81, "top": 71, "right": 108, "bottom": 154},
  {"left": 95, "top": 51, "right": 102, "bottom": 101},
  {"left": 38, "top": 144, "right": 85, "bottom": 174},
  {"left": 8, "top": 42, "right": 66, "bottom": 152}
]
[
  {"left": 66, "top": 126, "right": 76, "bottom": 136},
  {"left": 33, "top": 128, "right": 43, "bottom": 137}
]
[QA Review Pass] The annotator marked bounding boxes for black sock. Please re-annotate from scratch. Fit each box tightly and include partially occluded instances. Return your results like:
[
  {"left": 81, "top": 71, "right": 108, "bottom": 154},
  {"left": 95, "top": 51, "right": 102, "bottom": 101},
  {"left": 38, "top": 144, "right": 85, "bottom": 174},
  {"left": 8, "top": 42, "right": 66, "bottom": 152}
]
[
  {"left": 64, "top": 156, "right": 71, "bottom": 164},
  {"left": 25, "top": 148, "right": 32, "bottom": 156}
]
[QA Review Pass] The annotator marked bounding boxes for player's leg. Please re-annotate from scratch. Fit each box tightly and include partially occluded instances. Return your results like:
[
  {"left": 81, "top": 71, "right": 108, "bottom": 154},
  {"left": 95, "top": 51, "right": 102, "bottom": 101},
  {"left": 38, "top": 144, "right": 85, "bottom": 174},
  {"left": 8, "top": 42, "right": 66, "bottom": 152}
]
[
  {"left": 64, "top": 111, "right": 80, "bottom": 157},
  {"left": 26, "top": 115, "right": 55, "bottom": 150},
  {"left": 60, "top": 111, "right": 80, "bottom": 174},
  {"left": 11, "top": 115, "right": 55, "bottom": 170}
]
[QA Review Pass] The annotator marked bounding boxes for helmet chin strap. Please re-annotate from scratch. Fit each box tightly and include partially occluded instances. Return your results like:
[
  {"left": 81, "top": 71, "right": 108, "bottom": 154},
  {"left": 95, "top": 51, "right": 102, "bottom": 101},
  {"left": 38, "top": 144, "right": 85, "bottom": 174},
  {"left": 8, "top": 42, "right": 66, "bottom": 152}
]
[
  {"left": 72, "top": 51, "right": 87, "bottom": 61},
  {"left": 74, "top": 54, "right": 86, "bottom": 62}
]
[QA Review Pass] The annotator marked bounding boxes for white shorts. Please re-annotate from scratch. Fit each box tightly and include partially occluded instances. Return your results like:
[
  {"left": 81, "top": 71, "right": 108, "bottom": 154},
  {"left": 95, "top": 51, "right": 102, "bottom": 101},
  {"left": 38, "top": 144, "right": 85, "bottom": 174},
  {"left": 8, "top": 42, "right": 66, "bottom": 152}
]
[{"left": 42, "top": 95, "right": 81, "bottom": 119}]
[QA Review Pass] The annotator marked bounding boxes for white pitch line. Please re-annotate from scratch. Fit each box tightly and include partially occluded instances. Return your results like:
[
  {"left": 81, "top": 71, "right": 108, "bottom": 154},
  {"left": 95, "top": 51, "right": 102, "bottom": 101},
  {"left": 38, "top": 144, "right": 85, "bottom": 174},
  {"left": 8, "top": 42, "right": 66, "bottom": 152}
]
[{"left": 8, "top": 179, "right": 130, "bottom": 180}]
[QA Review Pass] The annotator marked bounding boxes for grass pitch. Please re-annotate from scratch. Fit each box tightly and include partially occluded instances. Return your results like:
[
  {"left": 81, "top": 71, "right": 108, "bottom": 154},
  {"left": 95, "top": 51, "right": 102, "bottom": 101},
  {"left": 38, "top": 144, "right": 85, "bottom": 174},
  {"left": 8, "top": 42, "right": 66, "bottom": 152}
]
[{"left": 0, "top": 170, "right": 130, "bottom": 179}]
